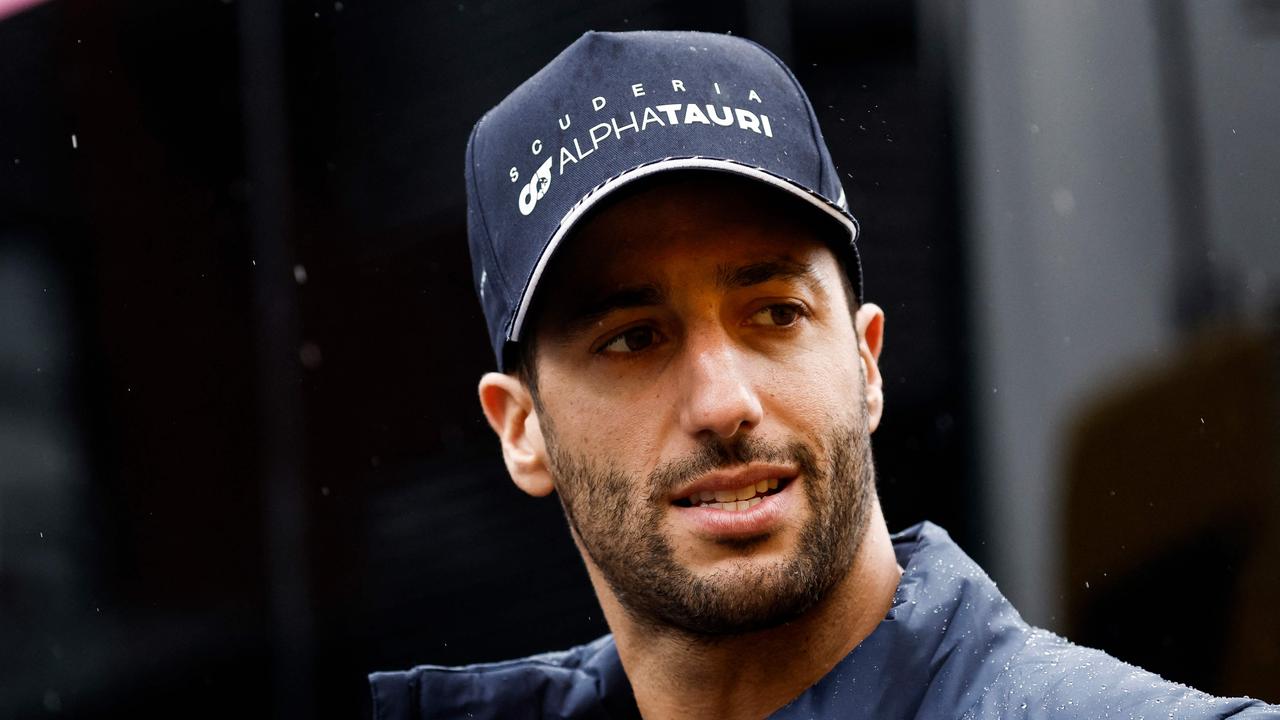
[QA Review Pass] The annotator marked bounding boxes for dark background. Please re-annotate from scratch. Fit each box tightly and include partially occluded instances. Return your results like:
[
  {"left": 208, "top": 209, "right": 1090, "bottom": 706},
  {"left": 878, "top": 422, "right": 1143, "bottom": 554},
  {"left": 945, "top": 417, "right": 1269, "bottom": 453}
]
[{"left": 1, "top": 0, "right": 1276, "bottom": 718}]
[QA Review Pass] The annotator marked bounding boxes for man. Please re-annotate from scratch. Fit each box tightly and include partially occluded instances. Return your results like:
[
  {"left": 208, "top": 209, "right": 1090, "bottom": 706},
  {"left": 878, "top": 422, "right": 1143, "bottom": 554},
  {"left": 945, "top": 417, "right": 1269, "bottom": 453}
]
[{"left": 370, "top": 31, "right": 1279, "bottom": 719}]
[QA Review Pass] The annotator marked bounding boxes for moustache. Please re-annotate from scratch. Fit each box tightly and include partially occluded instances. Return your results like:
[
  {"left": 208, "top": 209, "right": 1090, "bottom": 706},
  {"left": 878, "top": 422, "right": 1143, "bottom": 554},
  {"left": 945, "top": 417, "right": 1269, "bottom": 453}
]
[{"left": 646, "top": 434, "right": 820, "bottom": 502}]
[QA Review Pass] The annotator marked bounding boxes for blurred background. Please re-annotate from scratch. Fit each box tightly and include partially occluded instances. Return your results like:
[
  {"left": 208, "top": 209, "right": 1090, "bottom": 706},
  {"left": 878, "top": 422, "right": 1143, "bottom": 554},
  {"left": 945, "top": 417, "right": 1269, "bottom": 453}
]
[{"left": 1, "top": 0, "right": 1277, "bottom": 717}]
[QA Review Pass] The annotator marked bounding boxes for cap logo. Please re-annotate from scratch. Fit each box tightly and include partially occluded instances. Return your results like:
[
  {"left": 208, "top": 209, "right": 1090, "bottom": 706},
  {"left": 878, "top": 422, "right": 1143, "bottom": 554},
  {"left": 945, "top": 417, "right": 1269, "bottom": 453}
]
[
  {"left": 517, "top": 157, "right": 554, "bottom": 216},
  {"left": 510, "top": 79, "right": 773, "bottom": 216}
]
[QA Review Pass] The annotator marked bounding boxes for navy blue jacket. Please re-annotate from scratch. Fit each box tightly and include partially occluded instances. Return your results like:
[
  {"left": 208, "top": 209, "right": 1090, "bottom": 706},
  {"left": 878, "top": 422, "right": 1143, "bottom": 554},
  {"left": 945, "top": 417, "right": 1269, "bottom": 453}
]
[{"left": 369, "top": 522, "right": 1279, "bottom": 719}]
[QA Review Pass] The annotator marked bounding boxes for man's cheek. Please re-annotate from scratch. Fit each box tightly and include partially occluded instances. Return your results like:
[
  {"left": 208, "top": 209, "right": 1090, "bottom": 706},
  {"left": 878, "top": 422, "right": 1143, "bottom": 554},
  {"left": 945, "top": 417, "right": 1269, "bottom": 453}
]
[{"left": 763, "top": 379, "right": 840, "bottom": 427}]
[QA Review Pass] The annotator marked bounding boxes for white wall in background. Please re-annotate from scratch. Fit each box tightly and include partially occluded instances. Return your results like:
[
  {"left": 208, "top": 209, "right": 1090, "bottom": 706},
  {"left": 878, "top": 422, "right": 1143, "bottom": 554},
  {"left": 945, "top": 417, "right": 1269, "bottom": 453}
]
[
  {"left": 962, "top": 0, "right": 1280, "bottom": 629},
  {"left": 963, "top": 0, "right": 1177, "bottom": 628},
  {"left": 1188, "top": 2, "right": 1280, "bottom": 321}
]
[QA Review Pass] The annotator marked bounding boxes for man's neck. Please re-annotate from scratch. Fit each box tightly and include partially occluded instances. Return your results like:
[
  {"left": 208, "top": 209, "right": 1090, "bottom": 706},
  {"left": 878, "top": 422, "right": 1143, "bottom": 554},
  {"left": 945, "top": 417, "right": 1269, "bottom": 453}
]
[{"left": 588, "top": 506, "right": 901, "bottom": 720}]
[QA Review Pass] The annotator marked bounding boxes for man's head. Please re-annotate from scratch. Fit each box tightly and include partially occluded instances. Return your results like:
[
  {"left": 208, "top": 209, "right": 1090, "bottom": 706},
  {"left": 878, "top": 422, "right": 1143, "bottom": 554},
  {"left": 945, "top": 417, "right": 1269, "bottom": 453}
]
[
  {"left": 463, "top": 30, "right": 862, "bottom": 370},
  {"left": 466, "top": 30, "right": 884, "bottom": 638},
  {"left": 477, "top": 173, "right": 885, "bottom": 636}
]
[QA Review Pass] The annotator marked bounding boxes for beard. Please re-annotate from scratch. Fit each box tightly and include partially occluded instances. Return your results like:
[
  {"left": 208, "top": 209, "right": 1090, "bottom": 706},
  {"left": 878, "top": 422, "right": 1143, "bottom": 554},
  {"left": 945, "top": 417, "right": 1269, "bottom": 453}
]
[{"left": 544, "top": 416, "right": 876, "bottom": 638}]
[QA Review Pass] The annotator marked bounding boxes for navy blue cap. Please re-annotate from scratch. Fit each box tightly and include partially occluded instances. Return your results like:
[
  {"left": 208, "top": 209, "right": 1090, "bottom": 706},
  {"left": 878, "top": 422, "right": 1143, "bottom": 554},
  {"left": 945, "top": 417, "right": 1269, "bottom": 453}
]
[{"left": 465, "top": 30, "right": 861, "bottom": 370}]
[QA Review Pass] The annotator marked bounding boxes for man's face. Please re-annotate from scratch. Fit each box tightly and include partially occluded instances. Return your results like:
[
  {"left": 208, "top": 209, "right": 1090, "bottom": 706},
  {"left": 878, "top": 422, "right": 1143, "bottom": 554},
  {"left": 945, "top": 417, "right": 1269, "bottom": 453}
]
[{"left": 525, "top": 176, "right": 882, "bottom": 637}]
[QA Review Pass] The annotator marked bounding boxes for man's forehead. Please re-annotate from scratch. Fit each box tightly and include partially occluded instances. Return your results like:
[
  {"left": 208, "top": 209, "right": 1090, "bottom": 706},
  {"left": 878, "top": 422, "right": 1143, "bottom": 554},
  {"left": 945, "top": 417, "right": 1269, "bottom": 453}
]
[
  {"left": 574, "top": 254, "right": 823, "bottom": 295},
  {"left": 548, "top": 174, "right": 839, "bottom": 275},
  {"left": 524, "top": 172, "right": 852, "bottom": 341}
]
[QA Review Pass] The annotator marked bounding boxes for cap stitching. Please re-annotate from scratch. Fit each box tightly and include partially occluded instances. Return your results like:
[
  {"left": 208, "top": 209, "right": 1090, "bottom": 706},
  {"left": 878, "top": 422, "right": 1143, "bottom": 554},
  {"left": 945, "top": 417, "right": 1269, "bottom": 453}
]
[
  {"left": 740, "top": 38, "right": 863, "bottom": 300},
  {"left": 742, "top": 36, "right": 829, "bottom": 195},
  {"left": 466, "top": 114, "right": 515, "bottom": 299}
]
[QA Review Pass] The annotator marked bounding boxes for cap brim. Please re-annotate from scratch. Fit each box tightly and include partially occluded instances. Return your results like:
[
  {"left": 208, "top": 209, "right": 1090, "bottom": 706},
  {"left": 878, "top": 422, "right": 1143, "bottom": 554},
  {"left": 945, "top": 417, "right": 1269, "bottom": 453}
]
[{"left": 506, "top": 156, "right": 861, "bottom": 343}]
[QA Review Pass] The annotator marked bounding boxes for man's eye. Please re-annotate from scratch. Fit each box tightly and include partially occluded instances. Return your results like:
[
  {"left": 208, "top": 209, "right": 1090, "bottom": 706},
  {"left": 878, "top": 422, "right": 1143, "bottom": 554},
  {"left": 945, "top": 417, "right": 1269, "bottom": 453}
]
[
  {"left": 749, "top": 303, "right": 804, "bottom": 327},
  {"left": 599, "top": 326, "right": 659, "bottom": 354}
]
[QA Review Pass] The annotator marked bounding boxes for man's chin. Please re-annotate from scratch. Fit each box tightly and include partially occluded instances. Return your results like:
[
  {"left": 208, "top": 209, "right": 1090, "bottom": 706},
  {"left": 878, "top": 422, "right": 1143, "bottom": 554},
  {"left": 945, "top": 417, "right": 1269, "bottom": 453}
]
[
  {"left": 673, "top": 527, "right": 789, "bottom": 563},
  {"left": 553, "top": 419, "right": 874, "bottom": 640},
  {"left": 656, "top": 593, "right": 821, "bottom": 638},
  {"left": 639, "top": 558, "right": 830, "bottom": 638}
]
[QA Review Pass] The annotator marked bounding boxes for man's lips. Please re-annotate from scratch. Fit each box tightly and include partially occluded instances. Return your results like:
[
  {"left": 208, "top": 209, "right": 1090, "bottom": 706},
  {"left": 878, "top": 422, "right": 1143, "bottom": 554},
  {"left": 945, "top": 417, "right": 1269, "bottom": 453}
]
[
  {"left": 669, "top": 464, "right": 796, "bottom": 510},
  {"left": 668, "top": 467, "right": 799, "bottom": 538}
]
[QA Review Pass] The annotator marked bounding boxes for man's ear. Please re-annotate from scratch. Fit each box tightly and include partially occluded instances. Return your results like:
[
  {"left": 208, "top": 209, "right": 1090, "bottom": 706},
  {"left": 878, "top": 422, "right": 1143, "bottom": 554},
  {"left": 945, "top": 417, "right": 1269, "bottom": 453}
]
[
  {"left": 478, "top": 372, "right": 555, "bottom": 497},
  {"left": 854, "top": 303, "right": 885, "bottom": 433}
]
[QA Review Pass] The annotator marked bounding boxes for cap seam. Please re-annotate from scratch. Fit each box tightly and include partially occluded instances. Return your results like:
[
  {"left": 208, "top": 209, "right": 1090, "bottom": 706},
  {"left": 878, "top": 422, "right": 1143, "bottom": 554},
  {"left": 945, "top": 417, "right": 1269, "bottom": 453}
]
[
  {"left": 741, "top": 36, "right": 829, "bottom": 193},
  {"left": 740, "top": 38, "right": 863, "bottom": 300},
  {"left": 466, "top": 115, "right": 515, "bottom": 299}
]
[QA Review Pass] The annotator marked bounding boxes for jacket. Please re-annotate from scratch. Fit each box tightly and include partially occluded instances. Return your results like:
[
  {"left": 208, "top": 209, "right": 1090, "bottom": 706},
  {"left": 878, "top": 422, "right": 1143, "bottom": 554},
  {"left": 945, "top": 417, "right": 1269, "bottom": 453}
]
[{"left": 369, "top": 522, "right": 1280, "bottom": 719}]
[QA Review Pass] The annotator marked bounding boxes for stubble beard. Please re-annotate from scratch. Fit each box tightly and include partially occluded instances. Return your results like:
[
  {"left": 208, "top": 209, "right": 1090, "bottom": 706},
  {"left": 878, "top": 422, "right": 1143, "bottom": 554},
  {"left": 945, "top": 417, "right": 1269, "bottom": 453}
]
[{"left": 545, "top": 415, "right": 876, "bottom": 639}]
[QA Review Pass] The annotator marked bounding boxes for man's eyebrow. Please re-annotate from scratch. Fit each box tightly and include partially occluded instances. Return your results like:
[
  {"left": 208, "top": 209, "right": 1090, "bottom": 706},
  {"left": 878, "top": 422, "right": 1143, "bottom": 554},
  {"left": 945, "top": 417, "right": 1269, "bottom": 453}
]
[
  {"left": 562, "top": 283, "right": 666, "bottom": 335},
  {"left": 555, "top": 259, "right": 820, "bottom": 337},
  {"left": 717, "top": 259, "right": 823, "bottom": 293}
]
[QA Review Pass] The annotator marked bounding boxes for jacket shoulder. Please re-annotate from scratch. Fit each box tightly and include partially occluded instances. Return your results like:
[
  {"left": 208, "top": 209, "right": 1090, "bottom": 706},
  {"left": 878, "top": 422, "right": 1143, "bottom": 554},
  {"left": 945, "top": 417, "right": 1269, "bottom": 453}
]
[
  {"left": 961, "top": 629, "right": 1280, "bottom": 719},
  {"left": 369, "top": 635, "right": 635, "bottom": 720},
  {"left": 371, "top": 632, "right": 634, "bottom": 717}
]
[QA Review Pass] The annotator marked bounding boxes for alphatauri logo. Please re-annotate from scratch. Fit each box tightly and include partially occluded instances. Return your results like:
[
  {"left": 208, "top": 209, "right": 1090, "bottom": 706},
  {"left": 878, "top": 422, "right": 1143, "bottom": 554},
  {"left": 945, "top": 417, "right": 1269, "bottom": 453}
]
[
  {"left": 517, "top": 157, "right": 554, "bottom": 216},
  {"left": 511, "top": 78, "right": 776, "bottom": 217}
]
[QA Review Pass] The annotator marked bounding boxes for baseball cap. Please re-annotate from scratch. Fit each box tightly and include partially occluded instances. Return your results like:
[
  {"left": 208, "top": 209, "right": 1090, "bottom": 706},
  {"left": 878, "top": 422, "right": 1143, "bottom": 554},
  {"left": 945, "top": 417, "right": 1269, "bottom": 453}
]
[{"left": 465, "top": 30, "right": 861, "bottom": 370}]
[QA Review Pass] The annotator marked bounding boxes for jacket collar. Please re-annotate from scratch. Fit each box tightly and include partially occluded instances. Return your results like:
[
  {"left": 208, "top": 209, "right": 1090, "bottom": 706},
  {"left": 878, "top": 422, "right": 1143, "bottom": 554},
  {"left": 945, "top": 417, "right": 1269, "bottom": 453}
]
[
  {"left": 369, "top": 522, "right": 1028, "bottom": 720},
  {"left": 770, "top": 521, "right": 1029, "bottom": 719}
]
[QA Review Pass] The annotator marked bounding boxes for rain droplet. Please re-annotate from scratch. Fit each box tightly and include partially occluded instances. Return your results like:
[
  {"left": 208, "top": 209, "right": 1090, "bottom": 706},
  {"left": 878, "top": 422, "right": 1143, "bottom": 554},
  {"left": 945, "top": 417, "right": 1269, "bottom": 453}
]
[
  {"left": 1051, "top": 187, "right": 1076, "bottom": 217},
  {"left": 299, "top": 342, "right": 323, "bottom": 369}
]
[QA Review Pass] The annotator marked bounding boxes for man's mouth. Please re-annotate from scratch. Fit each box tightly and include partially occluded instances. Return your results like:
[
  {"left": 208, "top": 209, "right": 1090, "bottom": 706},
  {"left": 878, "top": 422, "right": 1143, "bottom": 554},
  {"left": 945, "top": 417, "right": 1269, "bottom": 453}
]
[{"left": 672, "top": 478, "right": 790, "bottom": 511}]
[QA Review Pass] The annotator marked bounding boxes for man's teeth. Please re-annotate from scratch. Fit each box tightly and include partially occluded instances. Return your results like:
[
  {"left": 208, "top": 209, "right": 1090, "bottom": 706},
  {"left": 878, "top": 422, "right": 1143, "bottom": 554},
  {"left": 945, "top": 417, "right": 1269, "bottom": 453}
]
[{"left": 693, "top": 478, "right": 781, "bottom": 511}]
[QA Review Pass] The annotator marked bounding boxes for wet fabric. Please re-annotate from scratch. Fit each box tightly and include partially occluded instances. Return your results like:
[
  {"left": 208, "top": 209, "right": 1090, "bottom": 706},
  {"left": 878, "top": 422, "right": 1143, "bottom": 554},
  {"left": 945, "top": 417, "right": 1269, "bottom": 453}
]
[{"left": 368, "top": 522, "right": 1280, "bottom": 719}]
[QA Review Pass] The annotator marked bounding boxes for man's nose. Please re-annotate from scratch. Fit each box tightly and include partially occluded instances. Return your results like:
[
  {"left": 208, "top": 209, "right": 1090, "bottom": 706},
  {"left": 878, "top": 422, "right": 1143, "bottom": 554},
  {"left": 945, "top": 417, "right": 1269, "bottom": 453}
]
[{"left": 677, "top": 331, "right": 764, "bottom": 440}]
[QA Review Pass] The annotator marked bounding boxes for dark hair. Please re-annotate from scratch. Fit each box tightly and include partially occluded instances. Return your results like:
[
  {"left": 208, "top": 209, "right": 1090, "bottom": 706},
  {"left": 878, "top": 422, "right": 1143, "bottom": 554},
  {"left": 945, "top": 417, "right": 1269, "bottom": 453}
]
[{"left": 505, "top": 330, "right": 542, "bottom": 410}]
